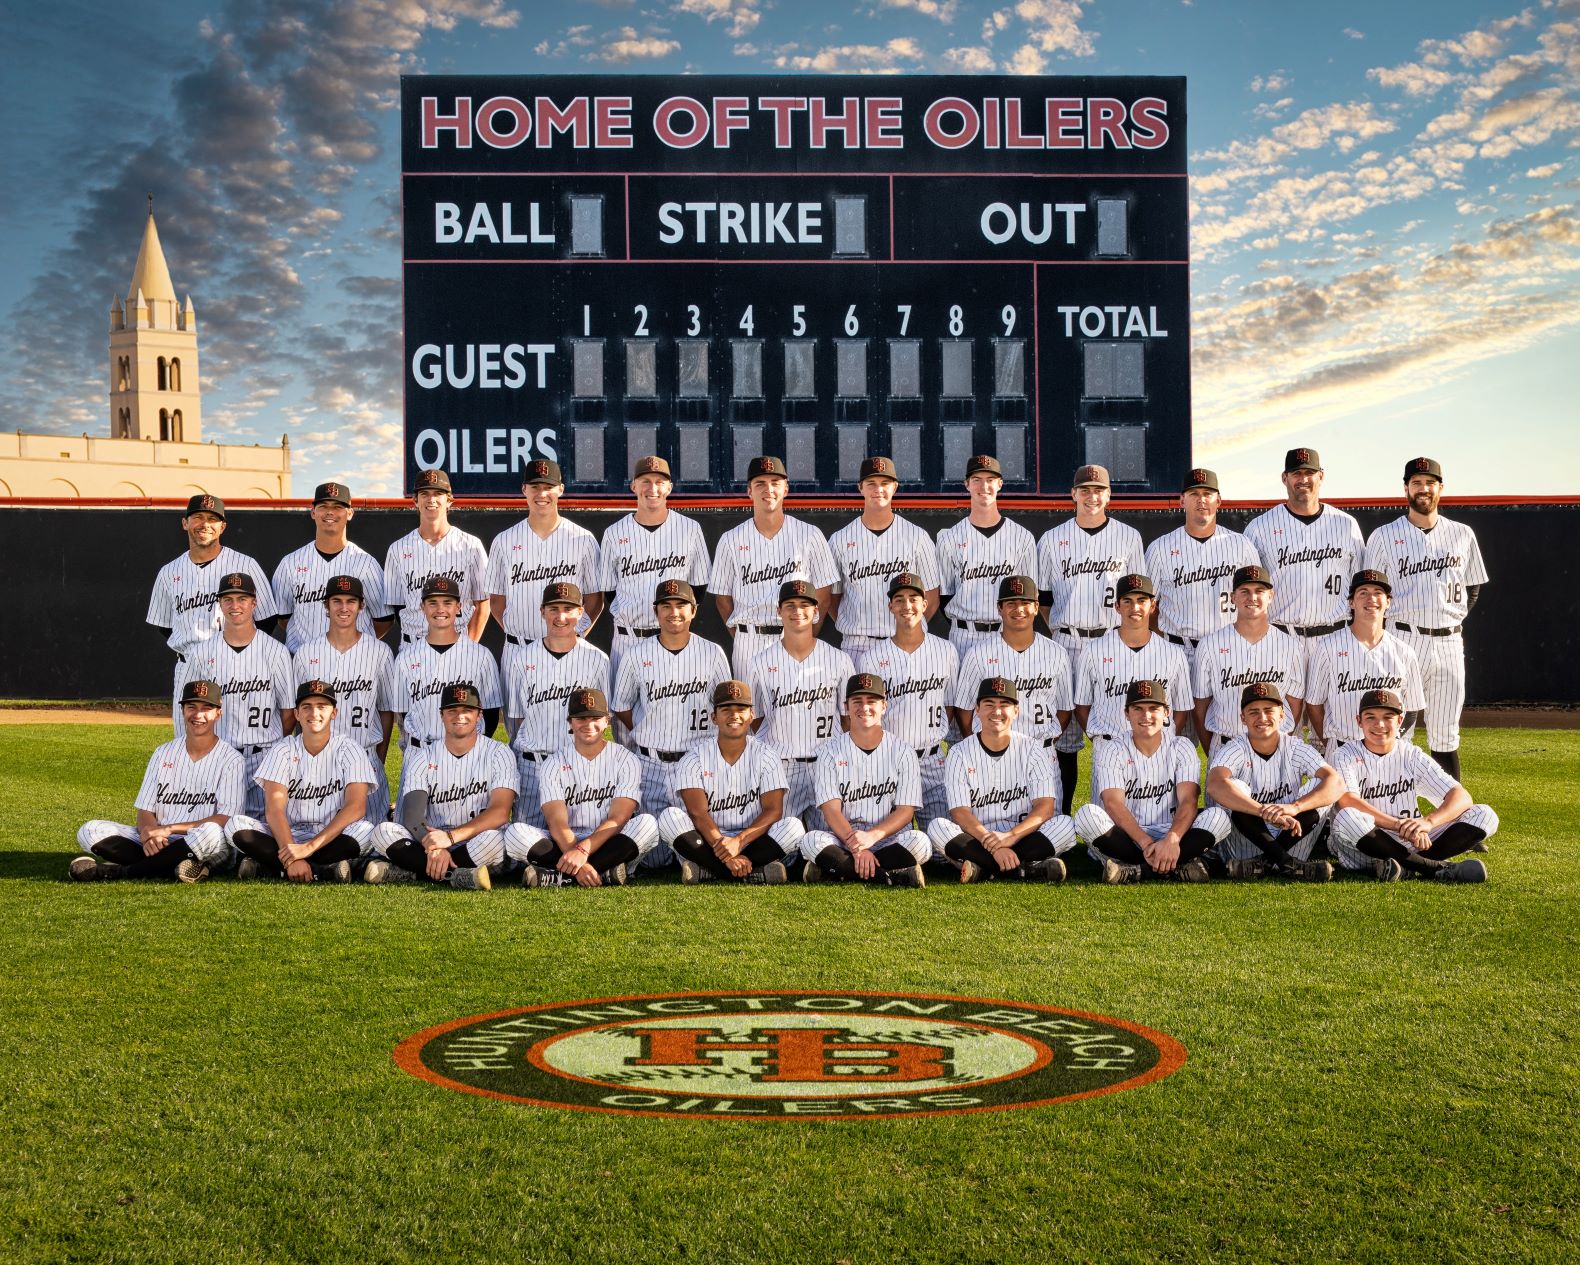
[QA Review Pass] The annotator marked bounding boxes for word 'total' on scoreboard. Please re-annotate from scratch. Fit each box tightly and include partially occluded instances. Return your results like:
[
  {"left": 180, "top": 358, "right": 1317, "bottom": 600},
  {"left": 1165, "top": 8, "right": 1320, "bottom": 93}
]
[{"left": 400, "top": 76, "right": 1189, "bottom": 499}]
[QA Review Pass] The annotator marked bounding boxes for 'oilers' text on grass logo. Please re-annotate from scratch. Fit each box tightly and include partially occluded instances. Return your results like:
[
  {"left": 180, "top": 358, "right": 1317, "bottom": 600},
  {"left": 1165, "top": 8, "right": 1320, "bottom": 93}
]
[{"left": 395, "top": 991, "right": 1186, "bottom": 1119}]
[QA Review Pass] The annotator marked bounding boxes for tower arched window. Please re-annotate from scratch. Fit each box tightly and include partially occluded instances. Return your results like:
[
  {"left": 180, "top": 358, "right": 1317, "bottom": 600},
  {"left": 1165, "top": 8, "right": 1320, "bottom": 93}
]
[
  {"left": 118, "top": 357, "right": 130, "bottom": 392},
  {"left": 117, "top": 408, "right": 131, "bottom": 437},
  {"left": 171, "top": 410, "right": 183, "bottom": 442},
  {"left": 159, "top": 409, "right": 170, "bottom": 441},
  {"left": 169, "top": 358, "right": 181, "bottom": 392},
  {"left": 157, "top": 357, "right": 168, "bottom": 390}
]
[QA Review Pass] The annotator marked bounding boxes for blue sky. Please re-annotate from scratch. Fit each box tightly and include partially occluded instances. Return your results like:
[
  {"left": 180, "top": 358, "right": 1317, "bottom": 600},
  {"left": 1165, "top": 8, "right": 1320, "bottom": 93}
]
[{"left": 2, "top": 0, "right": 1575, "bottom": 497}]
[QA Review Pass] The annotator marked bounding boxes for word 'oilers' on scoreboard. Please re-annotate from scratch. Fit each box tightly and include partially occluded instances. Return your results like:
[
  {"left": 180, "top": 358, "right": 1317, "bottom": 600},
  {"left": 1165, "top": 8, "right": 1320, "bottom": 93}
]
[{"left": 400, "top": 76, "right": 1189, "bottom": 499}]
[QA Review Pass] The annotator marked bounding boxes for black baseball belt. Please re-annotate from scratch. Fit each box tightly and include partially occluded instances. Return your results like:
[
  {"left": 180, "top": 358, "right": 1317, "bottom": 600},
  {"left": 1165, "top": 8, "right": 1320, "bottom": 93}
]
[
  {"left": 1394, "top": 621, "right": 1462, "bottom": 637},
  {"left": 734, "top": 623, "right": 783, "bottom": 635},
  {"left": 1059, "top": 626, "right": 1106, "bottom": 638},
  {"left": 616, "top": 626, "right": 660, "bottom": 639},
  {"left": 1276, "top": 621, "right": 1345, "bottom": 637},
  {"left": 915, "top": 743, "right": 944, "bottom": 759},
  {"left": 1163, "top": 632, "right": 1201, "bottom": 649},
  {"left": 953, "top": 618, "right": 1001, "bottom": 632},
  {"left": 638, "top": 745, "right": 686, "bottom": 763},
  {"left": 517, "top": 750, "right": 552, "bottom": 762}
]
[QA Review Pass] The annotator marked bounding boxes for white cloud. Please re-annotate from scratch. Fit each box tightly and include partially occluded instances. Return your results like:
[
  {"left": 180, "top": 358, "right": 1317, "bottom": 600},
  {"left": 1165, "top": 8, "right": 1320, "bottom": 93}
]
[
  {"left": 672, "top": 0, "right": 762, "bottom": 37},
  {"left": 942, "top": 45, "right": 996, "bottom": 72},
  {"left": 877, "top": 0, "right": 958, "bottom": 22},
  {"left": 589, "top": 27, "right": 681, "bottom": 63},
  {"left": 1343, "top": 27, "right": 1364, "bottom": 41},
  {"left": 1250, "top": 71, "right": 1289, "bottom": 94},
  {"left": 774, "top": 37, "right": 926, "bottom": 73},
  {"left": 1526, "top": 162, "right": 1563, "bottom": 177}
]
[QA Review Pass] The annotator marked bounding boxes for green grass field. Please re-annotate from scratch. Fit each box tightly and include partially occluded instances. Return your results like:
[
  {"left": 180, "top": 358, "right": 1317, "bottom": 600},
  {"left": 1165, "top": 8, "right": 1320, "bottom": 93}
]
[{"left": 3, "top": 723, "right": 1576, "bottom": 1263}]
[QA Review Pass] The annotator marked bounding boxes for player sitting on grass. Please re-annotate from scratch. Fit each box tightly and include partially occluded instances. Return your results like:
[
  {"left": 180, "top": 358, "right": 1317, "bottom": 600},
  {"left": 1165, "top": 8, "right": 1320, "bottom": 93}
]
[
  {"left": 1073, "top": 679, "right": 1230, "bottom": 884},
  {"left": 503, "top": 688, "right": 658, "bottom": 888},
  {"left": 365, "top": 683, "right": 522, "bottom": 891},
  {"left": 1328, "top": 688, "right": 1497, "bottom": 883},
  {"left": 1206, "top": 683, "right": 1344, "bottom": 882},
  {"left": 225, "top": 680, "right": 376, "bottom": 883},
  {"left": 798, "top": 674, "right": 929, "bottom": 888},
  {"left": 927, "top": 676, "right": 1076, "bottom": 884},
  {"left": 659, "top": 680, "right": 805, "bottom": 885},
  {"left": 72, "top": 678, "right": 244, "bottom": 884}
]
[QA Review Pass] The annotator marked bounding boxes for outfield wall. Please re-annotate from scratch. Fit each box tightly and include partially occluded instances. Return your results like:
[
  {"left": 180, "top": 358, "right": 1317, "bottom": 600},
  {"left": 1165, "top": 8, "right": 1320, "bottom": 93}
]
[{"left": 3, "top": 500, "right": 1573, "bottom": 703}]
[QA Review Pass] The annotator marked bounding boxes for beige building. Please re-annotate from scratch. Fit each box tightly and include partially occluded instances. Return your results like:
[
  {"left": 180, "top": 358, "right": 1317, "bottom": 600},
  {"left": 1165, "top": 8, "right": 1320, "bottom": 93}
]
[{"left": 0, "top": 207, "right": 291, "bottom": 501}]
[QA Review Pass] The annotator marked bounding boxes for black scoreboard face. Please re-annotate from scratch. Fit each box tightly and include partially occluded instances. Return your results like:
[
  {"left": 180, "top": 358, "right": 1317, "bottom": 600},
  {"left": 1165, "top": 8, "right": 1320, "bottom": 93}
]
[{"left": 400, "top": 76, "right": 1189, "bottom": 499}]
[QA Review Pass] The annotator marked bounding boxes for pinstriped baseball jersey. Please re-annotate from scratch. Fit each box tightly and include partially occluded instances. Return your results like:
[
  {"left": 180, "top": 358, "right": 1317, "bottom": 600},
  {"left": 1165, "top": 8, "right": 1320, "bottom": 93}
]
[
  {"left": 147, "top": 547, "right": 279, "bottom": 655},
  {"left": 1192, "top": 625, "right": 1307, "bottom": 737},
  {"left": 380, "top": 637, "right": 503, "bottom": 746},
  {"left": 1304, "top": 630, "right": 1425, "bottom": 743},
  {"left": 813, "top": 732, "right": 922, "bottom": 824},
  {"left": 540, "top": 742, "right": 642, "bottom": 836},
  {"left": 828, "top": 516, "right": 942, "bottom": 638},
  {"left": 180, "top": 634, "right": 295, "bottom": 749},
  {"left": 1036, "top": 517, "right": 1144, "bottom": 630},
  {"left": 944, "top": 733, "right": 1059, "bottom": 831},
  {"left": 1073, "top": 632, "right": 1193, "bottom": 740},
  {"left": 1093, "top": 735, "right": 1201, "bottom": 831},
  {"left": 504, "top": 640, "right": 611, "bottom": 755},
  {"left": 953, "top": 635, "right": 1074, "bottom": 743},
  {"left": 748, "top": 640, "right": 856, "bottom": 758},
  {"left": 255, "top": 733, "right": 377, "bottom": 834},
  {"left": 1209, "top": 734, "right": 1329, "bottom": 805},
  {"left": 292, "top": 634, "right": 395, "bottom": 748},
  {"left": 1333, "top": 739, "right": 1458, "bottom": 821},
  {"left": 397, "top": 734, "right": 519, "bottom": 829},
  {"left": 598, "top": 511, "right": 710, "bottom": 632},
  {"left": 852, "top": 635, "right": 958, "bottom": 748},
  {"left": 383, "top": 526, "right": 490, "bottom": 640},
  {"left": 1143, "top": 526, "right": 1260, "bottom": 641},
  {"left": 612, "top": 634, "right": 732, "bottom": 752},
  {"left": 935, "top": 517, "right": 1037, "bottom": 623},
  {"left": 271, "top": 541, "right": 391, "bottom": 651},
  {"left": 674, "top": 736, "right": 789, "bottom": 833},
  {"left": 1364, "top": 516, "right": 1488, "bottom": 626},
  {"left": 1243, "top": 504, "right": 1365, "bottom": 627},
  {"left": 709, "top": 516, "right": 838, "bottom": 627},
  {"left": 134, "top": 738, "right": 247, "bottom": 825},
  {"left": 486, "top": 518, "right": 601, "bottom": 641}
]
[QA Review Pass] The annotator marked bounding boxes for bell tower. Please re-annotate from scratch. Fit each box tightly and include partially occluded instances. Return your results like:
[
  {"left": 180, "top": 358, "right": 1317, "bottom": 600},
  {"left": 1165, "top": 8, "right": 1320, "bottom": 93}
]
[{"left": 108, "top": 198, "right": 201, "bottom": 442}]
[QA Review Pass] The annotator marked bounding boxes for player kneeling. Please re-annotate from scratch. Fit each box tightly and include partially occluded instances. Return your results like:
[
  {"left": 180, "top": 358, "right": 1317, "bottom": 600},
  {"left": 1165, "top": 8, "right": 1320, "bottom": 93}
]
[
  {"left": 659, "top": 681, "right": 806, "bottom": 884},
  {"left": 365, "top": 684, "right": 524, "bottom": 890},
  {"left": 504, "top": 688, "right": 658, "bottom": 888},
  {"left": 928, "top": 677, "right": 1076, "bottom": 883},
  {"left": 1328, "top": 688, "right": 1497, "bottom": 882},
  {"left": 1206, "top": 683, "right": 1344, "bottom": 882},
  {"left": 224, "top": 680, "right": 376, "bottom": 883},
  {"left": 799, "top": 674, "right": 929, "bottom": 888},
  {"left": 72, "top": 678, "right": 244, "bottom": 884},
  {"left": 1073, "top": 680, "right": 1230, "bottom": 884}
]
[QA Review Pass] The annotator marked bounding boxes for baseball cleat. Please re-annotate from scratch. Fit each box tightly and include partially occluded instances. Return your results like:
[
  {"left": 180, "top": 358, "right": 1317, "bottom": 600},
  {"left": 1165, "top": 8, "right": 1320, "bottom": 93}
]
[
  {"left": 1100, "top": 859, "right": 1144, "bottom": 885},
  {"left": 1225, "top": 858, "right": 1267, "bottom": 881},
  {"left": 362, "top": 859, "right": 389, "bottom": 884},
  {"left": 678, "top": 856, "right": 702, "bottom": 886},
  {"left": 523, "top": 865, "right": 564, "bottom": 888},
  {"left": 1172, "top": 858, "right": 1210, "bottom": 883},
  {"left": 317, "top": 859, "right": 354, "bottom": 884},
  {"left": 1373, "top": 857, "right": 1404, "bottom": 882},
  {"left": 600, "top": 863, "right": 628, "bottom": 887},
  {"left": 1435, "top": 857, "right": 1488, "bottom": 884},
  {"left": 236, "top": 857, "right": 262, "bottom": 881},
  {"left": 449, "top": 866, "right": 491, "bottom": 891},
  {"left": 1031, "top": 856, "right": 1067, "bottom": 883},
  {"left": 801, "top": 859, "right": 822, "bottom": 884},
  {"left": 758, "top": 860, "right": 789, "bottom": 886},
  {"left": 958, "top": 860, "right": 982, "bottom": 884},
  {"left": 69, "top": 856, "right": 109, "bottom": 882},
  {"left": 885, "top": 865, "right": 926, "bottom": 889},
  {"left": 174, "top": 858, "right": 210, "bottom": 884},
  {"left": 1293, "top": 859, "right": 1333, "bottom": 883}
]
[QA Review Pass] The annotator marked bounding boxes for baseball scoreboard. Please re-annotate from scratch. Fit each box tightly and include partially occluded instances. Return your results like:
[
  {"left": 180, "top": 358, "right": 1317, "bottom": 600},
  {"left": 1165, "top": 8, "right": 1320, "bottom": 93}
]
[{"left": 400, "top": 75, "right": 1189, "bottom": 498}]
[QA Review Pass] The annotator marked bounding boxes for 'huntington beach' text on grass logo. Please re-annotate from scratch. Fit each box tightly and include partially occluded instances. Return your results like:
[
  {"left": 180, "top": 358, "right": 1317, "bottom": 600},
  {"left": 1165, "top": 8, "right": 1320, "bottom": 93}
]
[{"left": 394, "top": 991, "right": 1186, "bottom": 1119}]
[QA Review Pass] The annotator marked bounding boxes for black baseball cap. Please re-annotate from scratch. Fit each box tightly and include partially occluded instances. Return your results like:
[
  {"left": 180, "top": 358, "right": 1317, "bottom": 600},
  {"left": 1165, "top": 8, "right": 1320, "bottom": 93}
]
[
  {"left": 1405, "top": 456, "right": 1443, "bottom": 482},
  {"left": 413, "top": 469, "right": 452, "bottom": 494},
  {"left": 632, "top": 455, "right": 671, "bottom": 480},
  {"left": 1358, "top": 688, "right": 1405, "bottom": 714},
  {"left": 996, "top": 575, "right": 1038, "bottom": 604},
  {"left": 965, "top": 454, "right": 1002, "bottom": 479},
  {"left": 654, "top": 579, "right": 697, "bottom": 606},
  {"left": 1115, "top": 574, "right": 1156, "bottom": 599},
  {"left": 1233, "top": 565, "right": 1274, "bottom": 590},
  {"left": 179, "top": 679, "right": 222, "bottom": 707},
  {"left": 217, "top": 572, "right": 256, "bottom": 598},
  {"left": 440, "top": 682, "right": 482, "bottom": 711},
  {"left": 712, "top": 680, "right": 753, "bottom": 708},
  {"left": 541, "top": 582, "right": 583, "bottom": 607},
  {"left": 567, "top": 687, "right": 610, "bottom": 718},
  {"left": 1284, "top": 448, "right": 1321, "bottom": 473},
  {"left": 747, "top": 455, "right": 788, "bottom": 482},
  {"left": 184, "top": 493, "right": 226, "bottom": 520},
  {"left": 846, "top": 673, "right": 887, "bottom": 700},
  {"left": 295, "top": 679, "right": 337, "bottom": 706},
  {"left": 313, "top": 481, "right": 352, "bottom": 506},
  {"left": 976, "top": 676, "right": 1018, "bottom": 704},
  {"left": 1126, "top": 679, "right": 1170, "bottom": 707},
  {"left": 324, "top": 575, "right": 364, "bottom": 603},
  {"left": 778, "top": 579, "right": 818, "bottom": 605},
  {"left": 859, "top": 456, "right": 899, "bottom": 483},
  {"left": 1240, "top": 682, "right": 1285, "bottom": 709},
  {"left": 1349, "top": 569, "right": 1392, "bottom": 596},
  {"left": 421, "top": 575, "right": 462, "bottom": 601},
  {"left": 523, "top": 458, "right": 563, "bottom": 486},
  {"left": 1183, "top": 468, "right": 1220, "bottom": 493},
  {"left": 887, "top": 572, "right": 927, "bottom": 599},
  {"left": 1072, "top": 464, "right": 1111, "bottom": 489}
]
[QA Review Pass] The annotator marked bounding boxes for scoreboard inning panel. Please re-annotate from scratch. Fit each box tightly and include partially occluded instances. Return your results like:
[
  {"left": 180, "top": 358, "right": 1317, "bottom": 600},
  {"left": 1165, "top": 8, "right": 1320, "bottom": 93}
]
[{"left": 400, "top": 76, "right": 1189, "bottom": 498}]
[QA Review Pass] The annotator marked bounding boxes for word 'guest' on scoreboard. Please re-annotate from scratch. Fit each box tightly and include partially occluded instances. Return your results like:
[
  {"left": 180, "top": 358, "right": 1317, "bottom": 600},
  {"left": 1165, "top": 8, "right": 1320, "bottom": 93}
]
[{"left": 400, "top": 76, "right": 1189, "bottom": 498}]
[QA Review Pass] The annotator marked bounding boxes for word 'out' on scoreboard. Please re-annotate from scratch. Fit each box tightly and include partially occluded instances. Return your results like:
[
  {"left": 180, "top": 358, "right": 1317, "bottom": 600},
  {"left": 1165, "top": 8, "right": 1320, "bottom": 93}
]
[{"left": 400, "top": 76, "right": 1189, "bottom": 498}]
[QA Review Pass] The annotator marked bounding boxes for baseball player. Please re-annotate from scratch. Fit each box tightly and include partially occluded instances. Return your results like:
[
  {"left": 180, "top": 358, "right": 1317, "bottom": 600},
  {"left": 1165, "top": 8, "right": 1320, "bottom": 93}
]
[
  {"left": 1364, "top": 457, "right": 1489, "bottom": 779},
  {"left": 1192, "top": 566, "right": 1307, "bottom": 753},
  {"left": 503, "top": 688, "right": 659, "bottom": 888},
  {"left": 851, "top": 572, "right": 959, "bottom": 824},
  {"left": 748, "top": 580, "right": 857, "bottom": 826},
  {"left": 1243, "top": 448, "right": 1365, "bottom": 639},
  {"left": 659, "top": 680, "right": 808, "bottom": 884},
  {"left": 1328, "top": 688, "right": 1497, "bottom": 882},
  {"left": 598, "top": 455, "right": 711, "bottom": 682},
  {"left": 383, "top": 468, "right": 490, "bottom": 645},
  {"left": 611, "top": 578, "right": 731, "bottom": 857},
  {"left": 380, "top": 575, "right": 502, "bottom": 756},
  {"left": 711, "top": 455, "right": 838, "bottom": 679},
  {"left": 1037, "top": 463, "right": 1145, "bottom": 804},
  {"left": 365, "top": 683, "right": 522, "bottom": 891},
  {"left": 936, "top": 454, "right": 1037, "bottom": 658},
  {"left": 798, "top": 674, "right": 929, "bottom": 888},
  {"left": 953, "top": 576, "right": 1074, "bottom": 755},
  {"left": 503, "top": 582, "right": 611, "bottom": 828},
  {"left": 271, "top": 480, "right": 391, "bottom": 653},
  {"left": 70, "top": 678, "right": 244, "bottom": 884},
  {"left": 1072, "top": 574, "right": 1194, "bottom": 805},
  {"left": 487, "top": 458, "right": 602, "bottom": 675},
  {"left": 291, "top": 575, "right": 395, "bottom": 823},
  {"left": 224, "top": 679, "right": 376, "bottom": 883},
  {"left": 927, "top": 676, "right": 1077, "bottom": 884},
  {"left": 1143, "top": 468, "right": 1259, "bottom": 671},
  {"left": 1205, "top": 683, "right": 1344, "bottom": 881},
  {"left": 147, "top": 493, "right": 278, "bottom": 727},
  {"left": 827, "top": 456, "right": 941, "bottom": 662},
  {"left": 1072, "top": 679, "right": 1231, "bottom": 884},
  {"left": 1303, "top": 570, "right": 1425, "bottom": 757},
  {"left": 178, "top": 571, "right": 295, "bottom": 817}
]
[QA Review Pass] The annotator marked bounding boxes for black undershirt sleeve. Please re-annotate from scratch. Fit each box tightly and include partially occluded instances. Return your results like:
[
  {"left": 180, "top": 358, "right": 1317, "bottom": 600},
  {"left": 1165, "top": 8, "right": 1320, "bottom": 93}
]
[{"left": 1465, "top": 584, "right": 1481, "bottom": 615}]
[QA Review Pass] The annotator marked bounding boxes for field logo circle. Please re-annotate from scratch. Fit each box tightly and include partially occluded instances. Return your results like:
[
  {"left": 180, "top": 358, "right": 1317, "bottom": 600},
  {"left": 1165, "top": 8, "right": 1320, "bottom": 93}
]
[{"left": 394, "top": 991, "right": 1185, "bottom": 1120}]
